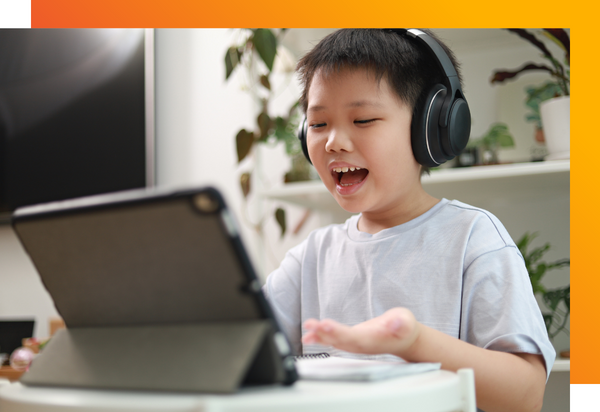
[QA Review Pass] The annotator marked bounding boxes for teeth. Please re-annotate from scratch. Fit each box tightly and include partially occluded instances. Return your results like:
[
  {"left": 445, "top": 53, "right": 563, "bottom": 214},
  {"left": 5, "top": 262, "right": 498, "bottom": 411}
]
[{"left": 333, "top": 166, "right": 361, "bottom": 173}]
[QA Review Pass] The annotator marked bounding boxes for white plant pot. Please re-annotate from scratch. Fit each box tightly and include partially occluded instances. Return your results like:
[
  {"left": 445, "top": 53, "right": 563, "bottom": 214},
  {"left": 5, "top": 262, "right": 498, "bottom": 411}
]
[{"left": 540, "top": 96, "right": 570, "bottom": 160}]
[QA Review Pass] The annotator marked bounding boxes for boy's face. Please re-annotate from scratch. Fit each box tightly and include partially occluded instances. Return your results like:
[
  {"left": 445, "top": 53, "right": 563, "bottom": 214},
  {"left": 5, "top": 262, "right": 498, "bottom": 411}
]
[{"left": 306, "top": 68, "right": 423, "bottom": 216}]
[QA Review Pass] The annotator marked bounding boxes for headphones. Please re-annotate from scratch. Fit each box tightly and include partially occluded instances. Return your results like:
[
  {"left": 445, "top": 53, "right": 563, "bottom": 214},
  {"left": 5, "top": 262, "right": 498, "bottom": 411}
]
[{"left": 297, "top": 29, "right": 471, "bottom": 168}]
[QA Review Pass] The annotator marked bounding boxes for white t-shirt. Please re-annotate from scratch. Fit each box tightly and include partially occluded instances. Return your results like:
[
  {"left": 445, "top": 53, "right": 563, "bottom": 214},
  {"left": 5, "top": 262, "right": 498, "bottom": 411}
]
[{"left": 263, "top": 198, "right": 556, "bottom": 378}]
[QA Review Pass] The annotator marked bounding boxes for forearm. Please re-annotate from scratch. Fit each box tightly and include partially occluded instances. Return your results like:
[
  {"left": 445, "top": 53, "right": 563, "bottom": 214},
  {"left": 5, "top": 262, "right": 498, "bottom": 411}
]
[
  {"left": 303, "top": 310, "right": 547, "bottom": 412},
  {"left": 402, "top": 324, "right": 546, "bottom": 412}
]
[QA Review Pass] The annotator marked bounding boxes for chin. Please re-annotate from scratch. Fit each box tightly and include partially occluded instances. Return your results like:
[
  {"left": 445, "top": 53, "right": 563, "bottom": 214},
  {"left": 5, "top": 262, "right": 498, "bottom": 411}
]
[{"left": 331, "top": 193, "right": 367, "bottom": 214}]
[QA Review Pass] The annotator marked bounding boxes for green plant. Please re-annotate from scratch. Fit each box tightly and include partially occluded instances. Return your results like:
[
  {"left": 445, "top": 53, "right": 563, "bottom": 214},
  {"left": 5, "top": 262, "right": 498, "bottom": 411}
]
[
  {"left": 491, "top": 29, "right": 570, "bottom": 131},
  {"left": 225, "top": 29, "right": 304, "bottom": 167},
  {"left": 466, "top": 123, "right": 514, "bottom": 164},
  {"left": 524, "top": 81, "right": 564, "bottom": 129},
  {"left": 516, "top": 232, "right": 570, "bottom": 340},
  {"left": 491, "top": 29, "right": 570, "bottom": 96},
  {"left": 225, "top": 28, "right": 309, "bottom": 238}
]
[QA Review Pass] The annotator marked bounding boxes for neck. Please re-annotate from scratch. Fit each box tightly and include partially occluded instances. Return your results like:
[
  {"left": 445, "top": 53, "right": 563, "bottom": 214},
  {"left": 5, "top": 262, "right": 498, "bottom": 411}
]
[{"left": 357, "top": 189, "right": 440, "bottom": 235}]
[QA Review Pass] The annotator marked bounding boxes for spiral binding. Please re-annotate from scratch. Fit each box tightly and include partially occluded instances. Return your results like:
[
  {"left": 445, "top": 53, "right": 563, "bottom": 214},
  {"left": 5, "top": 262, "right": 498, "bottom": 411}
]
[{"left": 294, "top": 352, "right": 331, "bottom": 361}]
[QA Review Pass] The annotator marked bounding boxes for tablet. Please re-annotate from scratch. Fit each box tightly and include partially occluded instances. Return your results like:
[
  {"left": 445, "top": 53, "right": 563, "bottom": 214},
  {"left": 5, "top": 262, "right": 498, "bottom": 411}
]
[{"left": 12, "top": 186, "right": 298, "bottom": 392}]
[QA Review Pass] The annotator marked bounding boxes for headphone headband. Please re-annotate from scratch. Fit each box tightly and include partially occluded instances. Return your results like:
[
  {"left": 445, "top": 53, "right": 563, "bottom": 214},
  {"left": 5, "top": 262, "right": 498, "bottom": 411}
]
[
  {"left": 403, "top": 29, "right": 458, "bottom": 79},
  {"left": 387, "top": 29, "right": 464, "bottom": 129}
]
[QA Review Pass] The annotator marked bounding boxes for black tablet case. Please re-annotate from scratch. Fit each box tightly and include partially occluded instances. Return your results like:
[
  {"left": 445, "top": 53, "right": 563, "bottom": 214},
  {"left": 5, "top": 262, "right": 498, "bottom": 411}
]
[{"left": 11, "top": 187, "right": 297, "bottom": 392}]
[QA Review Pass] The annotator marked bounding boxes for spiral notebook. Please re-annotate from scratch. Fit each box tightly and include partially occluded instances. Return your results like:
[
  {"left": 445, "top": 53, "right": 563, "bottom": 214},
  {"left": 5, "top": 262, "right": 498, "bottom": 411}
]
[{"left": 295, "top": 356, "right": 441, "bottom": 382}]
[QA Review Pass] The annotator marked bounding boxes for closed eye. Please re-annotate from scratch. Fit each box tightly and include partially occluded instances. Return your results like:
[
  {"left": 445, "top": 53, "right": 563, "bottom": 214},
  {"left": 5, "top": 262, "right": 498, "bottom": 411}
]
[
  {"left": 310, "top": 123, "right": 327, "bottom": 129},
  {"left": 354, "top": 119, "right": 377, "bottom": 125}
]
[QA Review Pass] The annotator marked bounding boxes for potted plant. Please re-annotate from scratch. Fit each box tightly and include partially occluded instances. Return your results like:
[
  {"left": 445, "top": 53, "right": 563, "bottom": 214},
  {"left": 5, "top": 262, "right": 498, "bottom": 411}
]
[
  {"left": 490, "top": 29, "right": 570, "bottom": 160},
  {"left": 458, "top": 122, "right": 515, "bottom": 166},
  {"left": 224, "top": 29, "right": 310, "bottom": 238},
  {"left": 516, "top": 232, "right": 570, "bottom": 348}
]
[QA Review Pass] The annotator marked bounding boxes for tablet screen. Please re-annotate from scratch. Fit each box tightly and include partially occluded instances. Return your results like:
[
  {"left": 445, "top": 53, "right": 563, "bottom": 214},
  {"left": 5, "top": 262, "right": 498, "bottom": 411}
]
[{"left": 13, "top": 189, "right": 263, "bottom": 328}]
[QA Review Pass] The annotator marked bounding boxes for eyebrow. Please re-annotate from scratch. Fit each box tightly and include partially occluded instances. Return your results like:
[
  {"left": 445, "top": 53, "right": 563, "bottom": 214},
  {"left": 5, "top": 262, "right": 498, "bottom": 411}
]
[{"left": 307, "top": 100, "right": 384, "bottom": 114}]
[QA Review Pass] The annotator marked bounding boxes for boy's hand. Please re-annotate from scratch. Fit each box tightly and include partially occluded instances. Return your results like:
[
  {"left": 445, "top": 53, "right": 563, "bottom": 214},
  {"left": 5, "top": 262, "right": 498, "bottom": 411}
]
[{"left": 301, "top": 307, "right": 420, "bottom": 357}]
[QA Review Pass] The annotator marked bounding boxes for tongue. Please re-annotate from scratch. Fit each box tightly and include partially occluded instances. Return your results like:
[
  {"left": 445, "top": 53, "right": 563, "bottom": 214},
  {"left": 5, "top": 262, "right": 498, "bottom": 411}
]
[{"left": 340, "top": 169, "right": 368, "bottom": 185}]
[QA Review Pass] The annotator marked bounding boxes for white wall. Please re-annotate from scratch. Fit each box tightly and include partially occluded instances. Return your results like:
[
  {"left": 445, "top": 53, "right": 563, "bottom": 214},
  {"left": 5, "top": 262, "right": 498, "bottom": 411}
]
[
  {"left": 153, "top": 29, "right": 259, "bottom": 272},
  {"left": 154, "top": 28, "right": 307, "bottom": 276},
  {"left": 0, "top": 225, "right": 59, "bottom": 339}
]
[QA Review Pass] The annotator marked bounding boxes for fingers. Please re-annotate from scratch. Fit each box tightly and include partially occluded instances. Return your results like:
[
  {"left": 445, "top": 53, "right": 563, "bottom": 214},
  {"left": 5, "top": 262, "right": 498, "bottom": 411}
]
[
  {"left": 301, "top": 317, "right": 380, "bottom": 353},
  {"left": 302, "top": 318, "right": 371, "bottom": 354},
  {"left": 302, "top": 318, "right": 347, "bottom": 345},
  {"left": 301, "top": 308, "right": 420, "bottom": 356}
]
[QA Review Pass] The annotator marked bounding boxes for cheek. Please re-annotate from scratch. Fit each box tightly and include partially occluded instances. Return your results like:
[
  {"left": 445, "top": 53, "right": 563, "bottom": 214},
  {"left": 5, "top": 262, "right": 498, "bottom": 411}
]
[
  {"left": 307, "top": 133, "right": 325, "bottom": 163},
  {"left": 387, "top": 122, "right": 418, "bottom": 165},
  {"left": 306, "top": 135, "right": 329, "bottom": 176},
  {"left": 363, "top": 129, "right": 419, "bottom": 177}
]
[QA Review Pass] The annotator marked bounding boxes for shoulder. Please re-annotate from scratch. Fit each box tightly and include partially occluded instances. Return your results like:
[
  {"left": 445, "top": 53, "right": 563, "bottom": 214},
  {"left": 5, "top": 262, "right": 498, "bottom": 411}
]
[
  {"left": 435, "top": 200, "right": 521, "bottom": 262},
  {"left": 443, "top": 200, "right": 514, "bottom": 243}
]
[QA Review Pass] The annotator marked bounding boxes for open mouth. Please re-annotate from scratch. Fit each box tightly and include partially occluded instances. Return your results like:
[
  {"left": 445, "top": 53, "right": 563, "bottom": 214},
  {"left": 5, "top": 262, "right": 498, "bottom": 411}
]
[{"left": 332, "top": 166, "right": 369, "bottom": 187}]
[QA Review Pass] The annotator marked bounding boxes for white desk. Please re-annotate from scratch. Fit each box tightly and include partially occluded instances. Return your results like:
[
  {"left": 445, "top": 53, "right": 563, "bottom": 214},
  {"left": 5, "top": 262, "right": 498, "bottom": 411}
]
[{"left": 0, "top": 369, "right": 475, "bottom": 412}]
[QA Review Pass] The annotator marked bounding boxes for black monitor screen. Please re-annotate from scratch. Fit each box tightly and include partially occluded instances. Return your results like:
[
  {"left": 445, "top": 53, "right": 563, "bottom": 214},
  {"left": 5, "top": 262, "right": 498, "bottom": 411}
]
[
  {"left": 0, "top": 320, "right": 35, "bottom": 356},
  {"left": 0, "top": 29, "right": 151, "bottom": 217}
]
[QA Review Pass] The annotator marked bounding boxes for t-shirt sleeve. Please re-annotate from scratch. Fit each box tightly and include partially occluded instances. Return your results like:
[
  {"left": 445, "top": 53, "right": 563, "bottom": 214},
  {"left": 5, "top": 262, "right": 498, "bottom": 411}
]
[
  {"left": 461, "top": 244, "right": 556, "bottom": 379},
  {"left": 262, "top": 241, "right": 305, "bottom": 356}
]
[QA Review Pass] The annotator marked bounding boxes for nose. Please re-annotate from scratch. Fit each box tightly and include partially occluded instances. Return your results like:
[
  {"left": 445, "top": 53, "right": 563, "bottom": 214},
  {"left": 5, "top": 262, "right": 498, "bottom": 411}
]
[{"left": 325, "top": 127, "right": 354, "bottom": 154}]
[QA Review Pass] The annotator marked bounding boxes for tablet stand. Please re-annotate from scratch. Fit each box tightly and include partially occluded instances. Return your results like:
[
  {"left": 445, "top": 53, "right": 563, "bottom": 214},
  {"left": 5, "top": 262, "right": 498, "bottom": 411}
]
[{"left": 21, "top": 320, "right": 293, "bottom": 393}]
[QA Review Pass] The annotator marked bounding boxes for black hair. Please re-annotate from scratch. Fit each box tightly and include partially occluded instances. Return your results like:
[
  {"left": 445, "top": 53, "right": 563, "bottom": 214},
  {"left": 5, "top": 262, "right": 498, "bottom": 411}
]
[
  {"left": 296, "top": 29, "right": 463, "bottom": 175},
  {"left": 297, "top": 29, "right": 462, "bottom": 112}
]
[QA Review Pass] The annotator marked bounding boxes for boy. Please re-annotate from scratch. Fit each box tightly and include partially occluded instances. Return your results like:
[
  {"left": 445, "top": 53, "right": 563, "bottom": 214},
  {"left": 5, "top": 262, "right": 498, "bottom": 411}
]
[{"left": 263, "top": 29, "right": 554, "bottom": 412}]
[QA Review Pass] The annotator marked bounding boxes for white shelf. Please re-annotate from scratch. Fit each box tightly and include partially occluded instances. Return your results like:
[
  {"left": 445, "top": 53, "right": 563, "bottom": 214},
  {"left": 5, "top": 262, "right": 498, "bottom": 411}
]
[
  {"left": 422, "top": 159, "right": 569, "bottom": 184},
  {"left": 262, "top": 160, "right": 570, "bottom": 213},
  {"left": 552, "top": 359, "right": 570, "bottom": 372}
]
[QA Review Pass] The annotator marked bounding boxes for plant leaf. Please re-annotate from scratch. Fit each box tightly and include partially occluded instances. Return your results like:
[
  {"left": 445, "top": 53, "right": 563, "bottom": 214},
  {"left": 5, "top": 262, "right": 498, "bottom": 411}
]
[
  {"left": 516, "top": 232, "right": 536, "bottom": 253},
  {"left": 260, "top": 74, "right": 271, "bottom": 90},
  {"left": 507, "top": 29, "right": 554, "bottom": 60},
  {"left": 542, "top": 313, "right": 553, "bottom": 332},
  {"left": 240, "top": 172, "right": 251, "bottom": 198},
  {"left": 236, "top": 129, "right": 254, "bottom": 162},
  {"left": 547, "top": 258, "right": 570, "bottom": 271},
  {"left": 225, "top": 46, "right": 242, "bottom": 80},
  {"left": 257, "top": 111, "right": 272, "bottom": 141},
  {"left": 543, "top": 29, "right": 570, "bottom": 65},
  {"left": 529, "top": 243, "right": 551, "bottom": 265},
  {"left": 491, "top": 63, "right": 553, "bottom": 84},
  {"left": 252, "top": 29, "right": 277, "bottom": 72},
  {"left": 489, "top": 123, "right": 515, "bottom": 148},
  {"left": 496, "top": 134, "right": 514, "bottom": 148},
  {"left": 275, "top": 208, "right": 286, "bottom": 237},
  {"left": 543, "top": 287, "right": 569, "bottom": 311}
]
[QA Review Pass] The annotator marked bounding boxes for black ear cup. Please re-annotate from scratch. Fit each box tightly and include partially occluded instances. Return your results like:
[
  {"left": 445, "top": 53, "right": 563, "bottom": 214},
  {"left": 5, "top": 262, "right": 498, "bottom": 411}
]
[
  {"left": 411, "top": 84, "right": 471, "bottom": 167},
  {"left": 441, "top": 97, "right": 471, "bottom": 158},
  {"left": 298, "top": 116, "right": 312, "bottom": 164},
  {"left": 411, "top": 84, "right": 448, "bottom": 167}
]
